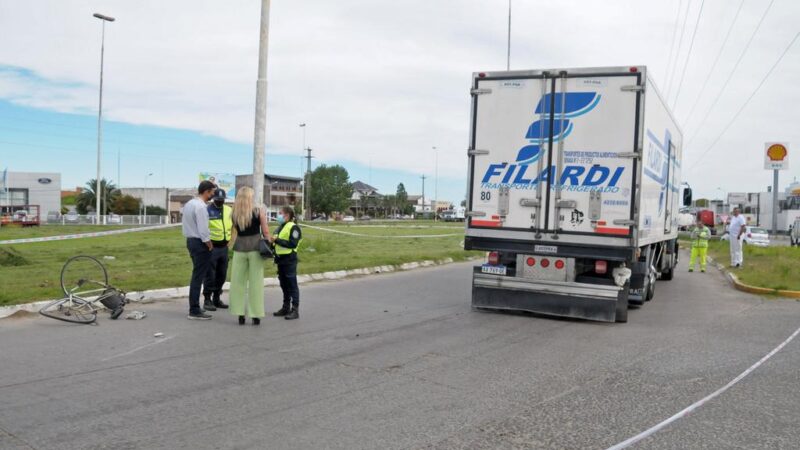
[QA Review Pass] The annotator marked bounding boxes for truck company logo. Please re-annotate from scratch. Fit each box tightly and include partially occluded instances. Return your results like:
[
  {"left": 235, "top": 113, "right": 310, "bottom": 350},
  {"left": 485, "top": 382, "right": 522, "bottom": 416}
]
[
  {"left": 645, "top": 129, "right": 680, "bottom": 217},
  {"left": 481, "top": 91, "right": 624, "bottom": 193}
]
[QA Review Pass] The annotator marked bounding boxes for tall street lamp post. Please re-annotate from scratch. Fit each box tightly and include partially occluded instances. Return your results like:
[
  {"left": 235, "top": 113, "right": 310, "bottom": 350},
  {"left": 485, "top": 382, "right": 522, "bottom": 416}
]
[
  {"left": 93, "top": 12, "right": 115, "bottom": 225},
  {"left": 144, "top": 172, "right": 153, "bottom": 223}
]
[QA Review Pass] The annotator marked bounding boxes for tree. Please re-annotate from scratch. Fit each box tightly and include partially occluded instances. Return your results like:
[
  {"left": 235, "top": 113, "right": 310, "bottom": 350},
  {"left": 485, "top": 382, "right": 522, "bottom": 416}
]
[
  {"left": 144, "top": 205, "right": 166, "bottom": 215},
  {"left": 382, "top": 194, "right": 397, "bottom": 217},
  {"left": 309, "top": 165, "right": 352, "bottom": 217},
  {"left": 111, "top": 195, "right": 141, "bottom": 215},
  {"left": 395, "top": 183, "right": 411, "bottom": 215},
  {"left": 460, "top": 199, "right": 466, "bottom": 207},
  {"left": 76, "top": 179, "right": 119, "bottom": 215},
  {"left": 695, "top": 198, "right": 710, "bottom": 207}
]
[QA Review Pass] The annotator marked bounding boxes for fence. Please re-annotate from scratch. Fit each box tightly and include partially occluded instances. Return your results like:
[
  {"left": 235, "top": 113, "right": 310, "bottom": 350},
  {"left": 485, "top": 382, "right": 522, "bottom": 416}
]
[{"left": 46, "top": 214, "right": 170, "bottom": 226}]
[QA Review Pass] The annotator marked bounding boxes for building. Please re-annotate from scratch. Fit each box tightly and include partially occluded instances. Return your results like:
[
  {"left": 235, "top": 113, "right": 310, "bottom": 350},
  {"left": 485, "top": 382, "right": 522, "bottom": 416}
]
[
  {"left": 236, "top": 173, "right": 303, "bottom": 216},
  {"left": 351, "top": 181, "right": 381, "bottom": 215},
  {"left": 726, "top": 189, "right": 800, "bottom": 231},
  {"left": 0, "top": 171, "right": 61, "bottom": 218},
  {"left": 120, "top": 187, "right": 171, "bottom": 210}
]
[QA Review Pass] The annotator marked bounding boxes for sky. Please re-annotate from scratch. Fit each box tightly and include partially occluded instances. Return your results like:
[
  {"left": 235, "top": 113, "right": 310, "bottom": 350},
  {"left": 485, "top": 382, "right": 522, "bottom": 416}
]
[{"left": 1, "top": 0, "right": 799, "bottom": 203}]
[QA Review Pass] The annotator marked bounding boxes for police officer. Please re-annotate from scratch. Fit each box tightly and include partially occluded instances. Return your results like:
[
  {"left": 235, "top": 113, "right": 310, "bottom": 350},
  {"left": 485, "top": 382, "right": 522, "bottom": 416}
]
[
  {"left": 270, "top": 206, "right": 302, "bottom": 320},
  {"left": 688, "top": 217, "right": 710, "bottom": 273},
  {"left": 203, "top": 188, "right": 232, "bottom": 311}
]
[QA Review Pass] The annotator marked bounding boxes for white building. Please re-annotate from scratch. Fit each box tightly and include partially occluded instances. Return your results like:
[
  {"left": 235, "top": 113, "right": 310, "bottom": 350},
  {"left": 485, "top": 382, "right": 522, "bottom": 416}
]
[{"left": 1, "top": 171, "right": 61, "bottom": 218}]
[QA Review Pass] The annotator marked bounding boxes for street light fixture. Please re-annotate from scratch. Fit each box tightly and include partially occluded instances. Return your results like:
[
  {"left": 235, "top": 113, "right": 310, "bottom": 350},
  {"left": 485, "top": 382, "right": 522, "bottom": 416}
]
[{"left": 93, "top": 12, "right": 115, "bottom": 225}]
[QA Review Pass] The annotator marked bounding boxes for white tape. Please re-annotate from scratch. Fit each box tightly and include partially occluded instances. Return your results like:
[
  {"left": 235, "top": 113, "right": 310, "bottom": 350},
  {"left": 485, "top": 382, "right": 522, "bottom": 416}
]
[
  {"left": 0, "top": 223, "right": 180, "bottom": 245},
  {"left": 606, "top": 324, "right": 800, "bottom": 450},
  {"left": 303, "top": 224, "right": 461, "bottom": 239}
]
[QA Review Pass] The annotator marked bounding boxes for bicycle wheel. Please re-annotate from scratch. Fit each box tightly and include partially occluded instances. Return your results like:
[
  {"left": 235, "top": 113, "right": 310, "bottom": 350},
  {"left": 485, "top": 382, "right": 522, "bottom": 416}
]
[
  {"left": 61, "top": 255, "right": 108, "bottom": 297},
  {"left": 39, "top": 297, "right": 98, "bottom": 324}
]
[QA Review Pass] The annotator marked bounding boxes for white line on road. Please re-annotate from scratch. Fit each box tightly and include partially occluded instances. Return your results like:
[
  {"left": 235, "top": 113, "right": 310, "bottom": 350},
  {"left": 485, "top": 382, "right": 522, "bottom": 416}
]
[
  {"left": 606, "top": 323, "right": 800, "bottom": 450},
  {"left": 100, "top": 335, "right": 175, "bottom": 362}
]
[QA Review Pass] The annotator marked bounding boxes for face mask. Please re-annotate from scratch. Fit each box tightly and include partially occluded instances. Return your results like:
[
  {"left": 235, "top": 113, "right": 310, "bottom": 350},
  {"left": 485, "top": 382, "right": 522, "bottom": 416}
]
[
  {"left": 213, "top": 200, "right": 224, "bottom": 208},
  {"left": 276, "top": 214, "right": 285, "bottom": 224}
]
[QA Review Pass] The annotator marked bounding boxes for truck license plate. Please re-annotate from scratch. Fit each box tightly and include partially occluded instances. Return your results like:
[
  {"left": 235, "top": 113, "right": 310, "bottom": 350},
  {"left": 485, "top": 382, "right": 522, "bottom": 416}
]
[{"left": 481, "top": 264, "right": 507, "bottom": 275}]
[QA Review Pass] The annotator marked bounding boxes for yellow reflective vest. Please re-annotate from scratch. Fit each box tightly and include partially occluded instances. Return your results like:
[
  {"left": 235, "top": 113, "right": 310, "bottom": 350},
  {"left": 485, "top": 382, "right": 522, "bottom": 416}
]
[
  {"left": 274, "top": 221, "right": 302, "bottom": 256},
  {"left": 690, "top": 225, "right": 710, "bottom": 248},
  {"left": 208, "top": 204, "right": 232, "bottom": 242}
]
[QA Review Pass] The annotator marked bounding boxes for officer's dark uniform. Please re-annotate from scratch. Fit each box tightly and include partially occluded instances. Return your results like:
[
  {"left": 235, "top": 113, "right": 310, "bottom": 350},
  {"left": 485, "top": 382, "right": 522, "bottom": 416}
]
[
  {"left": 273, "top": 220, "right": 302, "bottom": 320},
  {"left": 203, "top": 189, "right": 231, "bottom": 310}
]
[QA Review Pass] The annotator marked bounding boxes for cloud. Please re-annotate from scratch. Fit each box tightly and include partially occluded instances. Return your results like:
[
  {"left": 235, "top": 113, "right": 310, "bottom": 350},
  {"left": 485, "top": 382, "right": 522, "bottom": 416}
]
[{"left": 0, "top": 0, "right": 798, "bottom": 197}]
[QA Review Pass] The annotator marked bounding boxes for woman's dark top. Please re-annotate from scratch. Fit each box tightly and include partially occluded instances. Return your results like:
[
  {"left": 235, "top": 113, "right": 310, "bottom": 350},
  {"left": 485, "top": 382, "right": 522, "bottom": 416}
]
[{"left": 236, "top": 211, "right": 261, "bottom": 236}]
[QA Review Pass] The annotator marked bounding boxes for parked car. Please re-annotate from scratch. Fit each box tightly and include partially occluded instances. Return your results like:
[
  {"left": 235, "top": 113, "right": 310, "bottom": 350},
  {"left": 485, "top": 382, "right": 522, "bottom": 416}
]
[
  {"left": 65, "top": 212, "right": 80, "bottom": 223},
  {"left": 46, "top": 211, "right": 61, "bottom": 223},
  {"left": 108, "top": 214, "right": 122, "bottom": 224},
  {"left": 721, "top": 226, "right": 770, "bottom": 247},
  {"left": 359, "top": 215, "right": 371, "bottom": 221},
  {"left": 342, "top": 215, "right": 355, "bottom": 222}
]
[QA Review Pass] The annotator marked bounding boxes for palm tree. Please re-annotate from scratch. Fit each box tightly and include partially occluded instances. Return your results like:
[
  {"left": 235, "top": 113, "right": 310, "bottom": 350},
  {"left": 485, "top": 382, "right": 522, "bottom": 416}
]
[{"left": 76, "top": 178, "right": 120, "bottom": 215}]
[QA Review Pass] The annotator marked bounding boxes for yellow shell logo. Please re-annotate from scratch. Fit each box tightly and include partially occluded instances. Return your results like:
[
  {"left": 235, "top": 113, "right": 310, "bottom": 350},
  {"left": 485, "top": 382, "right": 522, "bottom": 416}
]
[{"left": 767, "top": 144, "right": 787, "bottom": 161}]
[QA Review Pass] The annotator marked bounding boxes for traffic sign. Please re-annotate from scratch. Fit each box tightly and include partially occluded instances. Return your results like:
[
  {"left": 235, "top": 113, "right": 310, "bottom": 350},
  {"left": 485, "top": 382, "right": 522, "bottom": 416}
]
[{"left": 764, "top": 142, "right": 789, "bottom": 170}]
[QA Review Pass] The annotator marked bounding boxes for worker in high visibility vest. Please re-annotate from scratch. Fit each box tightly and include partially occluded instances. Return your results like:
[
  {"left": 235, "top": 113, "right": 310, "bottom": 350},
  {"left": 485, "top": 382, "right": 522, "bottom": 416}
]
[
  {"left": 688, "top": 217, "right": 710, "bottom": 273},
  {"left": 270, "top": 206, "right": 302, "bottom": 320},
  {"left": 203, "top": 188, "right": 232, "bottom": 310}
]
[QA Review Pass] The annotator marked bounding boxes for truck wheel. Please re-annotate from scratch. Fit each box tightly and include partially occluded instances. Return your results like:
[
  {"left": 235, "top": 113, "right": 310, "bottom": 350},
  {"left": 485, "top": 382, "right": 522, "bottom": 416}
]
[
  {"left": 615, "top": 282, "right": 630, "bottom": 323},
  {"left": 645, "top": 277, "right": 656, "bottom": 301}
]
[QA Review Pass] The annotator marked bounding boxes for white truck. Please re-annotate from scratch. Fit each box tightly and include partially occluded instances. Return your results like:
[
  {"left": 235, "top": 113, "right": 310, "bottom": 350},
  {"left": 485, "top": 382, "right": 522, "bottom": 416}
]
[{"left": 465, "top": 66, "right": 691, "bottom": 323}]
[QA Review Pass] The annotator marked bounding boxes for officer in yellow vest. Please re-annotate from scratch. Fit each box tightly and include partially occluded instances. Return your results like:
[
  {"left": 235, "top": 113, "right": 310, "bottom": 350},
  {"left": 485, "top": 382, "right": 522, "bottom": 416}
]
[
  {"left": 203, "top": 188, "right": 232, "bottom": 310},
  {"left": 270, "top": 206, "right": 302, "bottom": 320},
  {"left": 688, "top": 217, "right": 710, "bottom": 273}
]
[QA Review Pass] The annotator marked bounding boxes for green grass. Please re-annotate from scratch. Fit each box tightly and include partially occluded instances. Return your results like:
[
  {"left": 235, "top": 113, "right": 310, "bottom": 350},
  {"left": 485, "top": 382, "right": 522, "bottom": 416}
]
[
  {"left": 0, "top": 225, "right": 142, "bottom": 240},
  {"left": 704, "top": 240, "right": 800, "bottom": 292},
  {"left": 0, "top": 224, "right": 478, "bottom": 306}
]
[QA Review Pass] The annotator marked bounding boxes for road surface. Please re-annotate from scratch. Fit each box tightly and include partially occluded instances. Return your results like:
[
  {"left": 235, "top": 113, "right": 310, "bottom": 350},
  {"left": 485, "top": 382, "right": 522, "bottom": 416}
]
[{"left": 1, "top": 255, "right": 799, "bottom": 449}]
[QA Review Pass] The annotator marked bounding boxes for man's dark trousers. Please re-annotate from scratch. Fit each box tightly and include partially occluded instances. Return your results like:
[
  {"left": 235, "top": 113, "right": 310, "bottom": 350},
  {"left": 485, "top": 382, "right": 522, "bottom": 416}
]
[
  {"left": 186, "top": 238, "right": 212, "bottom": 314},
  {"left": 204, "top": 246, "right": 229, "bottom": 300}
]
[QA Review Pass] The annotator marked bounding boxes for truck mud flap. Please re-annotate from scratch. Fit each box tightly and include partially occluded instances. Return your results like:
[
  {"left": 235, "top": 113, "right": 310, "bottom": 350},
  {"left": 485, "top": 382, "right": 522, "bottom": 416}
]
[{"left": 471, "top": 273, "right": 624, "bottom": 323}]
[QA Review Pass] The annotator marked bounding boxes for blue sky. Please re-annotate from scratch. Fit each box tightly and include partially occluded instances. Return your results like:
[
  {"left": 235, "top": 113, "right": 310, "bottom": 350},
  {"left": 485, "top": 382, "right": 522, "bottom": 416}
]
[{"left": 0, "top": 95, "right": 464, "bottom": 203}]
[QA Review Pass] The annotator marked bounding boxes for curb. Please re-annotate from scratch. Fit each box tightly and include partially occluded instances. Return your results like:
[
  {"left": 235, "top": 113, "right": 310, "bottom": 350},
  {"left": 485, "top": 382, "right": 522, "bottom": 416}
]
[
  {"left": 0, "top": 256, "right": 480, "bottom": 319},
  {"left": 709, "top": 256, "right": 800, "bottom": 299}
]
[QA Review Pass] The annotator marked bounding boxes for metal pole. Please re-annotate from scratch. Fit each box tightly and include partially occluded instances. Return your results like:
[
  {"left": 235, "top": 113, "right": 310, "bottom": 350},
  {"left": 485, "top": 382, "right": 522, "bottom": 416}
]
[
  {"left": 252, "top": 0, "right": 271, "bottom": 207},
  {"left": 305, "top": 147, "right": 313, "bottom": 219},
  {"left": 95, "top": 20, "right": 106, "bottom": 225},
  {"left": 421, "top": 175, "right": 426, "bottom": 217},
  {"left": 433, "top": 147, "right": 438, "bottom": 222},
  {"left": 506, "top": 0, "right": 511, "bottom": 71},
  {"left": 772, "top": 169, "right": 779, "bottom": 234}
]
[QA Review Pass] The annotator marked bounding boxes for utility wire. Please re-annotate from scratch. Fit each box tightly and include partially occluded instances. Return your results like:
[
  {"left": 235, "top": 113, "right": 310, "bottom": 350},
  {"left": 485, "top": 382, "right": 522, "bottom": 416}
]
[
  {"left": 687, "top": 31, "right": 798, "bottom": 171},
  {"left": 684, "top": 0, "right": 776, "bottom": 147},
  {"left": 670, "top": 0, "right": 706, "bottom": 110},
  {"left": 663, "top": 0, "right": 684, "bottom": 83},
  {"left": 665, "top": 0, "right": 692, "bottom": 96},
  {"left": 681, "top": 0, "right": 746, "bottom": 126}
]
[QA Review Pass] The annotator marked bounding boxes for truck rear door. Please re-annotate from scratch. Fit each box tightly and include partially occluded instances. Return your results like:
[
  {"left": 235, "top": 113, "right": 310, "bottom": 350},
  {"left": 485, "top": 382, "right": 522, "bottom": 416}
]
[{"left": 468, "top": 70, "right": 641, "bottom": 239}]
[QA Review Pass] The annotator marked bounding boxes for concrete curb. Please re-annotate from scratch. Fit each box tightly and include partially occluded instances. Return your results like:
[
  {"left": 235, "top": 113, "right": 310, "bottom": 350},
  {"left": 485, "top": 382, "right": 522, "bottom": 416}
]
[
  {"left": 0, "top": 256, "right": 480, "bottom": 319},
  {"left": 708, "top": 256, "right": 800, "bottom": 299}
]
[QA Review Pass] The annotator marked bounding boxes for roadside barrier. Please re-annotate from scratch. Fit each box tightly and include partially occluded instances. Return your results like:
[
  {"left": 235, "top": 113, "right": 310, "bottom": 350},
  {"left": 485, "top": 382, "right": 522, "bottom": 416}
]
[{"left": 303, "top": 224, "right": 462, "bottom": 239}]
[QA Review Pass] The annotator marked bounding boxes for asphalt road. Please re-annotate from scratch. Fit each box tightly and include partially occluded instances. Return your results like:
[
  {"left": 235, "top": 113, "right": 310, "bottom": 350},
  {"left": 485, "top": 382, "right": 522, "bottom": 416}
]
[{"left": 1, "top": 255, "right": 799, "bottom": 450}]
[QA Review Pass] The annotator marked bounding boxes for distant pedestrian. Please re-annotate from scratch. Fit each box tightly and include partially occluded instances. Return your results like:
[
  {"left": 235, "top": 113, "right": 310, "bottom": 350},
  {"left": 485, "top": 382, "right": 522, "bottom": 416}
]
[
  {"left": 182, "top": 180, "right": 216, "bottom": 320},
  {"left": 203, "top": 188, "right": 232, "bottom": 311},
  {"left": 229, "top": 186, "right": 271, "bottom": 325},
  {"left": 271, "top": 206, "right": 302, "bottom": 320},
  {"left": 688, "top": 218, "right": 710, "bottom": 272},
  {"left": 728, "top": 207, "right": 746, "bottom": 268}
]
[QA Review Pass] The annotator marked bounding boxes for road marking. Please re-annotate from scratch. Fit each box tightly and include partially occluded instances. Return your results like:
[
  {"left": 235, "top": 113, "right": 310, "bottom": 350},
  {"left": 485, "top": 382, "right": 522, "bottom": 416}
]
[
  {"left": 303, "top": 224, "right": 461, "bottom": 239},
  {"left": 606, "top": 323, "right": 800, "bottom": 450},
  {"left": 0, "top": 223, "right": 180, "bottom": 245},
  {"left": 101, "top": 335, "right": 175, "bottom": 362}
]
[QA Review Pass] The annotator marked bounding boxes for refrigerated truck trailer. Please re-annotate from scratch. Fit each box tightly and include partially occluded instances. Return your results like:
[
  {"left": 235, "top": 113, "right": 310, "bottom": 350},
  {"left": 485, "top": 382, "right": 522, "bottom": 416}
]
[{"left": 464, "top": 66, "right": 691, "bottom": 323}]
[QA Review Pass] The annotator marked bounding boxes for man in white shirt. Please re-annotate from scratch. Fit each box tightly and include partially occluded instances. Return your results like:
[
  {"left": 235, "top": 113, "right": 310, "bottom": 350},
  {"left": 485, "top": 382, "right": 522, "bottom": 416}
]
[
  {"left": 182, "top": 180, "right": 216, "bottom": 320},
  {"left": 728, "top": 207, "right": 747, "bottom": 268}
]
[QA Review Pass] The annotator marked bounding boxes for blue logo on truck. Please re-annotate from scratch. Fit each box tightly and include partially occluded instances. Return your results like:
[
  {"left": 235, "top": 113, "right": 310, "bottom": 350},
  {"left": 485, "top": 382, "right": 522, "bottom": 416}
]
[{"left": 481, "top": 91, "right": 624, "bottom": 192}]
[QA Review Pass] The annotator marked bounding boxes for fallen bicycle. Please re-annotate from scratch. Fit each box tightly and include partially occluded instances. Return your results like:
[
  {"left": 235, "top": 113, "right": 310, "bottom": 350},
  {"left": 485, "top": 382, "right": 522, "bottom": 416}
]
[{"left": 39, "top": 255, "right": 129, "bottom": 324}]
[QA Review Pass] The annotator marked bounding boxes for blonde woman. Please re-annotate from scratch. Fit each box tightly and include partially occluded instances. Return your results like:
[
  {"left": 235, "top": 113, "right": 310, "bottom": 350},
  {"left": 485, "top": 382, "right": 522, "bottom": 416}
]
[{"left": 229, "top": 186, "right": 271, "bottom": 325}]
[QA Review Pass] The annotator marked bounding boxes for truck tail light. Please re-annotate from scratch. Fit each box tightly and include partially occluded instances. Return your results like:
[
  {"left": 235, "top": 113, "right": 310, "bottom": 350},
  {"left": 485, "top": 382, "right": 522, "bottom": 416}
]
[
  {"left": 488, "top": 252, "right": 500, "bottom": 265},
  {"left": 526, "top": 257, "right": 536, "bottom": 266},
  {"left": 595, "top": 260, "right": 608, "bottom": 274},
  {"left": 540, "top": 258, "right": 550, "bottom": 268},
  {"left": 555, "top": 260, "right": 565, "bottom": 269}
]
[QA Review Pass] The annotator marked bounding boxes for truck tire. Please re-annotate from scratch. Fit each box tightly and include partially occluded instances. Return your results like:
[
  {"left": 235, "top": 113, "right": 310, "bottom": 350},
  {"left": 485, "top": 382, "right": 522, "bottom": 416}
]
[
  {"left": 615, "top": 282, "right": 630, "bottom": 323},
  {"left": 645, "top": 277, "right": 656, "bottom": 301},
  {"left": 661, "top": 267, "right": 674, "bottom": 281}
]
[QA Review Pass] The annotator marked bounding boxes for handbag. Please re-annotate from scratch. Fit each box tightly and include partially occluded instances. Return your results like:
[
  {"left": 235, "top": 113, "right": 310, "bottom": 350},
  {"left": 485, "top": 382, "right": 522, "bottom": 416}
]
[{"left": 258, "top": 238, "right": 274, "bottom": 259}]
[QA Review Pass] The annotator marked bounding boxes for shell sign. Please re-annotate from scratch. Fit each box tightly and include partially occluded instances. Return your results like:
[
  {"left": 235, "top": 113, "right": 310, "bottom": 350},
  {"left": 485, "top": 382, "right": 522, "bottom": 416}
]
[{"left": 764, "top": 142, "right": 789, "bottom": 170}]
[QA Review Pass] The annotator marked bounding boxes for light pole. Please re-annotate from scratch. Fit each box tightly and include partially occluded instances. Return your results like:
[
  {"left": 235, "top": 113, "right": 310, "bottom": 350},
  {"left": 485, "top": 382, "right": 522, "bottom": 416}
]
[
  {"left": 143, "top": 172, "right": 153, "bottom": 223},
  {"left": 93, "top": 12, "right": 115, "bottom": 225},
  {"left": 252, "top": 0, "right": 271, "bottom": 207},
  {"left": 506, "top": 0, "right": 511, "bottom": 70},
  {"left": 433, "top": 146, "right": 438, "bottom": 222}
]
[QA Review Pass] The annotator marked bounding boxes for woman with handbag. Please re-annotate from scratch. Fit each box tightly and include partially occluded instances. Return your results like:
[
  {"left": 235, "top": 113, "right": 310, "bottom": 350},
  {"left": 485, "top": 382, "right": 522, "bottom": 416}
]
[{"left": 229, "top": 186, "right": 271, "bottom": 325}]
